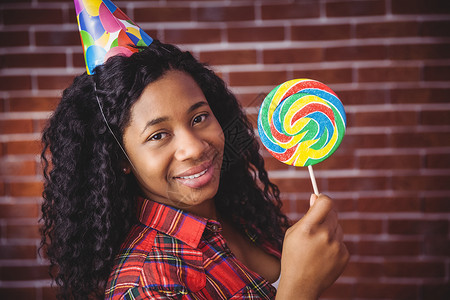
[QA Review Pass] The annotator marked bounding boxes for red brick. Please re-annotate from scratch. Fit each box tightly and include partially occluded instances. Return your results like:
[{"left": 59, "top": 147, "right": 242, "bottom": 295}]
[
  {"left": 337, "top": 89, "right": 388, "bottom": 105},
  {"left": 2, "top": 53, "right": 66, "bottom": 69},
  {"left": 0, "top": 119, "right": 33, "bottom": 134},
  {"left": 425, "top": 153, "right": 450, "bottom": 169},
  {"left": 423, "top": 196, "right": 450, "bottom": 212},
  {"left": 263, "top": 48, "right": 323, "bottom": 64},
  {"left": 227, "top": 26, "right": 284, "bottom": 42},
  {"left": 391, "top": 131, "right": 450, "bottom": 148},
  {"left": 341, "top": 218, "right": 383, "bottom": 234},
  {"left": 393, "top": 174, "right": 450, "bottom": 191},
  {"left": 328, "top": 176, "right": 388, "bottom": 192},
  {"left": 6, "top": 223, "right": 40, "bottom": 239},
  {"left": 197, "top": 6, "right": 254, "bottom": 22},
  {"left": 389, "top": 43, "right": 450, "bottom": 60},
  {"left": 312, "top": 151, "right": 355, "bottom": 170},
  {"left": 37, "top": 75, "right": 75, "bottom": 90},
  {"left": 421, "top": 109, "right": 450, "bottom": 125},
  {"left": 0, "top": 98, "right": 5, "bottom": 113},
  {"left": 327, "top": 0, "right": 386, "bottom": 17},
  {"left": 0, "top": 245, "right": 37, "bottom": 259},
  {"left": 35, "top": 30, "right": 80, "bottom": 47},
  {"left": 355, "top": 282, "right": 418, "bottom": 299},
  {"left": 234, "top": 92, "right": 266, "bottom": 108},
  {"left": 358, "top": 66, "right": 421, "bottom": 82},
  {"left": 325, "top": 45, "right": 387, "bottom": 61},
  {"left": 229, "top": 71, "right": 287, "bottom": 87},
  {"left": 0, "top": 203, "right": 40, "bottom": 218},
  {"left": 333, "top": 198, "right": 356, "bottom": 212},
  {"left": 0, "top": 287, "right": 37, "bottom": 299},
  {"left": 0, "top": 265, "right": 49, "bottom": 281},
  {"left": 164, "top": 28, "right": 222, "bottom": 44},
  {"left": 357, "top": 196, "right": 422, "bottom": 212},
  {"left": 358, "top": 239, "right": 421, "bottom": 256},
  {"left": 42, "top": 286, "right": 58, "bottom": 300},
  {"left": 134, "top": 7, "right": 191, "bottom": 23},
  {"left": 9, "top": 181, "right": 44, "bottom": 197},
  {"left": 353, "top": 110, "right": 417, "bottom": 127},
  {"left": 424, "top": 65, "right": 450, "bottom": 81},
  {"left": 9, "top": 96, "right": 60, "bottom": 112},
  {"left": 391, "top": 87, "right": 450, "bottom": 104},
  {"left": 423, "top": 283, "right": 450, "bottom": 300},
  {"left": 261, "top": 3, "right": 320, "bottom": 20},
  {"left": 340, "top": 133, "right": 388, "bottom": 149},
  {"left": 3, "top": 8, "right": 64, "bottom": 25},
  {"left": 0, "top": 160, "right": 36, "bottom": 176},
  {"left": 0, "top": 76, "right": 32, "bottom": 91},
  {"left": 421, "top": 20, "right": 450, "bottom": 37},
  {"left": 271, "top": 177, "right": 311, "bottom": 194},
  {"left": 5, "top": 140, "right": 41, "bottom": 155},
  {"left": 424, "top": 235, "right": 450, "bottom": 256},
  {"left": 343, "top": 261, "right": 383, "bottom": 278},
  {"left": 199, "top": 50, "right": 257, "bottom": 65},
  {"left": 292, "top": 68, "right": 352, "bottom": 84},
  {"left": 392, "top": 0, "right": 450, "bottom": 14},
  {"left": 35, "top": 118, "right": 49, "bottom": 133},
  {"left": 384, "top": 261, "right": 445, "bottom": 278},
  {"left": 388, "top": 219, "right": 448, "bottom": 235},
  {"left": 356, "top": 21, "right": 419, "bottom": 38},
  {"left": 0, "top": 31, "right": 30, "bottom": 47},
  {"left": 291, "top": 24, "right": 351, "bottom": 41},
  {"left": 72, "top": 52, "right": 86, "bottom": 68},
  {"left": 359, "top": 154, "right": 421, "bottom": 170}
]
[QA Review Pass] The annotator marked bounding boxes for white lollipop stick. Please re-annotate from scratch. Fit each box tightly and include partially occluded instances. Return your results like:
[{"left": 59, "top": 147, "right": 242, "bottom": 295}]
[{"left": 308, "top": 165, "right": 319, "bottom": 195}]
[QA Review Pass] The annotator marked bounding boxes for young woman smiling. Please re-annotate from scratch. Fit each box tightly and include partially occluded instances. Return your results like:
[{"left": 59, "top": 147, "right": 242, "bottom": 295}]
[{"left": 41, "top": 41, "right": 348, "bottom": 299}]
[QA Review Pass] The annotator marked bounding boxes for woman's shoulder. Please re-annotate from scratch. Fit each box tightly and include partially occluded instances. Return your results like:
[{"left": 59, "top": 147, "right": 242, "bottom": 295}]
[{"left": 105, "top": 223, "right": 206, "bottom": 299}]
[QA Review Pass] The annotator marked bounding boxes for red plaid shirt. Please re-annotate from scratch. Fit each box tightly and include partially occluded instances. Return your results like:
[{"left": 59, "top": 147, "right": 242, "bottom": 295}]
[{"left": 105, "top": 198, "right": 281, "bottom": 299}]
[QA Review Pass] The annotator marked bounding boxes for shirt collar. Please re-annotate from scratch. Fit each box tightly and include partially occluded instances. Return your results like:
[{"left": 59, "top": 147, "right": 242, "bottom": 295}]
[{"left": 137, "top": 197, "right": 220, "bottom": 248}]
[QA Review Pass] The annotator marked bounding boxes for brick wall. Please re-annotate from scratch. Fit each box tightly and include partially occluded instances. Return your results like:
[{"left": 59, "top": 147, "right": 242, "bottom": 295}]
[{"left": 1, "top": 0, "right": 449, "bottom": 299}]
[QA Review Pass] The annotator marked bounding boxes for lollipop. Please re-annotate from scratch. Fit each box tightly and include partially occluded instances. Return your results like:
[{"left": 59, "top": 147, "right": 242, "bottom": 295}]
[{"left": 257, "top": 79, "right": 346, "bottom": 194}]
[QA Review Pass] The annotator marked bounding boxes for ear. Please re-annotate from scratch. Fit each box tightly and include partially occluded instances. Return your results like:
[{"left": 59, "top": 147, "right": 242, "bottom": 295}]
[{"left": 120, "top": 160, "right": 132, "bottom": 175}]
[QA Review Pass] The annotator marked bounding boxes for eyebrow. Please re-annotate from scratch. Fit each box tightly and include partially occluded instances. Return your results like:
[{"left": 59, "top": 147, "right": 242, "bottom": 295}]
[{"left": 140, "top": 101, "right": 209, "bottom": 136}]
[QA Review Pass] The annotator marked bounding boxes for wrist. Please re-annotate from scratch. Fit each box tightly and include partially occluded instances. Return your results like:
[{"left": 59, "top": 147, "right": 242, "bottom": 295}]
[{"left": 275, "top": 277, "right": 318, "bottom": 300}]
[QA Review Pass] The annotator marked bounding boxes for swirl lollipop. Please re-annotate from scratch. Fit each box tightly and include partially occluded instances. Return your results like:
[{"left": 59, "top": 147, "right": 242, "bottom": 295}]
[{"left": 257, "top": 79, "right": 346, "bottom": 194}]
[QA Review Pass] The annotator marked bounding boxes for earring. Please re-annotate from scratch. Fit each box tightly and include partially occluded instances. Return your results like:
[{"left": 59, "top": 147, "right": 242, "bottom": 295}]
[{"left": 123, "top": 167, "right": 130, "bottom": 174}]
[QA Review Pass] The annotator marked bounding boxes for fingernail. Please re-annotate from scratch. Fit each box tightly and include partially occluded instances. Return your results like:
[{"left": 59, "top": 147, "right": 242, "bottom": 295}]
[{"left": 310, "top": 194, "right": 316, "bottom": 206}]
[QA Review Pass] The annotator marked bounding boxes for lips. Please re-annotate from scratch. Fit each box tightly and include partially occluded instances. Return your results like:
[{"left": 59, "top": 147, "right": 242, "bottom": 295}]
[
  {"left": 173, "top": 157, "right": 218, "bottom": 189},
  {"left": 177, "top": 168, "right": 208, "bottom": 180}
]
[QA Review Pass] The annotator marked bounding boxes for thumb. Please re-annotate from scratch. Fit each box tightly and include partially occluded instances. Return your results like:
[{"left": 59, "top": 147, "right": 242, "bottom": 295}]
[
  {"left": 303, "top": 194, "right": 332, "bottom": 226},
  {"left": 310, "top": 193, "right": 318, "bottom": 206}
]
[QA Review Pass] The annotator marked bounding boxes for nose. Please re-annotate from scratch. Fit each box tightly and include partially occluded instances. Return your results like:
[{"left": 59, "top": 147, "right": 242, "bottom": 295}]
[{"left": 174, "top": 129, "right": 208, "bottom": 161}]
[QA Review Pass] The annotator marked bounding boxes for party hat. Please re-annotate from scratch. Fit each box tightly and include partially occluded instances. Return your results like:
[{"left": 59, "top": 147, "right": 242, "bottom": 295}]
[{"left": 74, "top": 0, "right": 153, "bottom": 75}]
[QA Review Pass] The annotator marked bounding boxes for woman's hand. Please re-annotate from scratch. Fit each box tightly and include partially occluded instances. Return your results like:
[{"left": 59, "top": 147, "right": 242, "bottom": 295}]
[{"left": 276, "top": 194, "right": 349, "bottom": 300}]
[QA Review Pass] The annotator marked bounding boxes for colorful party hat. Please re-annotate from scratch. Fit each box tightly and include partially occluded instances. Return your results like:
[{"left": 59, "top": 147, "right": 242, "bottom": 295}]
[{"left": 74, "top": 0, "right": 153, "bottom": 75}]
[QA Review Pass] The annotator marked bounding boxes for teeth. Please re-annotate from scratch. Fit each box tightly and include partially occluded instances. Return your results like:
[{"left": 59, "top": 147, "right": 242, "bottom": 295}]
[{"left": 178, "top": 169, "right": 207, "bottom": 180}]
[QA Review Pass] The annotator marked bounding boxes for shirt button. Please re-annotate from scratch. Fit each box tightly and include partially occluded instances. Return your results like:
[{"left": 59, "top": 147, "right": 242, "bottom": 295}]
[{"left": 210, "top": 224, "right": 218, "bottom": 231}]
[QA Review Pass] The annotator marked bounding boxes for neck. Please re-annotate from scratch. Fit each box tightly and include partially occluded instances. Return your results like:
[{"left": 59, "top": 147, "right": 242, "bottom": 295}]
[{"left": 182, "top": 198, "right": 218, "bottom": 221}]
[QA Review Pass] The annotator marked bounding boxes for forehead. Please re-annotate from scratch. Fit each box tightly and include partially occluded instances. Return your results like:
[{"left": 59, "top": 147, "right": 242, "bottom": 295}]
[{"left": 128, "top": 70, "right": 207, "bottom": 123}]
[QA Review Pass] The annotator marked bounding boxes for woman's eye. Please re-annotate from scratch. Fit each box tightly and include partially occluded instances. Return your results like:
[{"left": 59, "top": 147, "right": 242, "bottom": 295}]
[
  {"left": 149, "top": 132, "right": 166, "bottom": 141},
  {"left": 193, "top": 114, "right": 207, "bottom": 125}
]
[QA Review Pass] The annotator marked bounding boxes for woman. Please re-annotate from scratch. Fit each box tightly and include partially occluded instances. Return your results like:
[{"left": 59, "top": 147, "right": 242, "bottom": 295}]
[{"left": 41, "top": 41, "right": 348, "bottom": 299}]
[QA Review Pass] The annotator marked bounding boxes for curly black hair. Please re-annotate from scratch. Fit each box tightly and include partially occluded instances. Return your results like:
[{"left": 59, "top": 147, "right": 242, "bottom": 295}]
[{"left": 40, "top": 40, "right": 290, "bottom": 299}]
